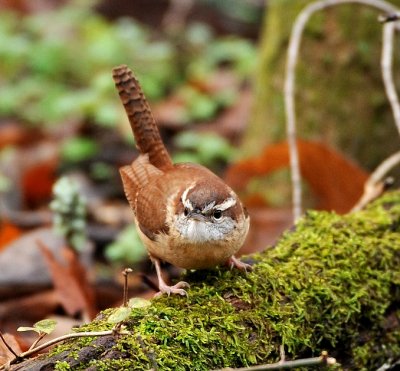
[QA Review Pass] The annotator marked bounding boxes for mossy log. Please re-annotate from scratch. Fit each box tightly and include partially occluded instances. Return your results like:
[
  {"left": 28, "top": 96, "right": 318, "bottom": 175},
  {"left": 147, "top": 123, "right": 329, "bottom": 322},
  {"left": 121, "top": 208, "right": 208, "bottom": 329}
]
[{"left": 12, "top": 191, "right": 400, "bottom": 370}]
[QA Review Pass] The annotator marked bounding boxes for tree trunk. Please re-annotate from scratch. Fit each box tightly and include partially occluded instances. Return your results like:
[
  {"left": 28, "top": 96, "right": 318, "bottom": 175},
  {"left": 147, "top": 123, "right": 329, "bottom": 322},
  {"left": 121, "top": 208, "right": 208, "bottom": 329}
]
[{"left": 10, "top": 190, "right": 400, "bottom": 370}]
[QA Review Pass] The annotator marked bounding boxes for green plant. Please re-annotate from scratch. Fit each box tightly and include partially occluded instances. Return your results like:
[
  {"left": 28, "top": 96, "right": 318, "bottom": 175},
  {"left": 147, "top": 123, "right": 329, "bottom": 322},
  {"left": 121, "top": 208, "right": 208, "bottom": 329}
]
[
  {"left": 0, "top": 3, "right": 175, "bottom": 127},
  {"left": 50, "top": 176, "right": 87, "bottom": 251},
  {"left": 105, "top": 224, "right": 147, "bottom": 265},
  {"left": 0, "top": 4, "right": 256, "bottom": 128},
  {"left": 61, "top": 137, "right": 99, "bottom": 163},
  {"left": 173, "top": 131, "right": 237, "bottom": 167}
]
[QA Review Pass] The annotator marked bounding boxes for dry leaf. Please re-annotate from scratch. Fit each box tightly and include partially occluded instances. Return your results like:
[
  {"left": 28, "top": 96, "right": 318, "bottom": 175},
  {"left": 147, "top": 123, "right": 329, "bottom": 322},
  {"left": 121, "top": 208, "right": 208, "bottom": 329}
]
[
  {"left": 226, "top": 139, "right": 369, "bottom": 213},
  {"left": 22, "top": 159, "right": 57, "bottom": 208},
  {"left": 0, "top": 221, "right": 21, "bottom": 251},
  {"left": 0, "top": 333, "right": 22, "bottom": 366},
  {"left": 0, "top": 291, "right": 59, "bottom": 324},
  {"left": 38, "top": 242, "right": 96, "bottom": 320}
]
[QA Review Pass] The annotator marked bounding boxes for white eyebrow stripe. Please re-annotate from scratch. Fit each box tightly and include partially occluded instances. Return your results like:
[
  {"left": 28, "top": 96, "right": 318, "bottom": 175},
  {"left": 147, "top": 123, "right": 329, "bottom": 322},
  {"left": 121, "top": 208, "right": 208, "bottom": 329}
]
[
  {"left": 215, "top": 197, "right": 236, "bottom": 211},
  {"left": 181, "top": 183, "right": 196, "bottom": 210}
]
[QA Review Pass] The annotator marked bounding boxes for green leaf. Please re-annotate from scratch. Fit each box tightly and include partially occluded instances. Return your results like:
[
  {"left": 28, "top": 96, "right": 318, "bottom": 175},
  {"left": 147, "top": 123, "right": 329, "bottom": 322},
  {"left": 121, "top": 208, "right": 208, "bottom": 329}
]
[
  {"left": 128, "top": 297, "right": 151, "bottom": 309},
  {"left": 34, "top": 319, "right": 57, "bottom": 334},
  {"left": 107, "top": 307, "right": 132, "bottom": 324},
  {"left": 17, "top": 326, "right": 39, "bottom": 334},
  {"left": 17, "top": 319, "right": 57, "bottom": 334}
]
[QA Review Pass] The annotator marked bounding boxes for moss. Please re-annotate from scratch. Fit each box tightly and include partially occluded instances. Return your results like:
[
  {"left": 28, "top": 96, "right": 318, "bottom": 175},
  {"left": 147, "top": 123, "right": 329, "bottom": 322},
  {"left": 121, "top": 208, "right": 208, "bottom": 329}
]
[
  {"left": 23, "top": 191, "right": 400, "bottom": 370},
  {"left": 54, "top": 361, "right": 71, "bottom": 370}
]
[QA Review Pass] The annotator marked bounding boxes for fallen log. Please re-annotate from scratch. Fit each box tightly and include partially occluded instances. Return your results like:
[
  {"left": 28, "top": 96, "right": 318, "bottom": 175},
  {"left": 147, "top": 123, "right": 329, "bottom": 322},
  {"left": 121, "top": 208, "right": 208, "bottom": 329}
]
[{"left": 10, "top": 191, "right": 400, "bottom": 370}]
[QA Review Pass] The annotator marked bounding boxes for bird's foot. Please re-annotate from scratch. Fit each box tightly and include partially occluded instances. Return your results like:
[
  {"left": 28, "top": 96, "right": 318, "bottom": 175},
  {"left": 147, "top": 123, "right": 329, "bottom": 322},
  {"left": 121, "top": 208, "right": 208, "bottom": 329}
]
[
  {"left": 226, "top": 256, "right": 252, "bottom": 272},
  {"left": 155, "top": 281, "right": 190, "bottom": 298}
]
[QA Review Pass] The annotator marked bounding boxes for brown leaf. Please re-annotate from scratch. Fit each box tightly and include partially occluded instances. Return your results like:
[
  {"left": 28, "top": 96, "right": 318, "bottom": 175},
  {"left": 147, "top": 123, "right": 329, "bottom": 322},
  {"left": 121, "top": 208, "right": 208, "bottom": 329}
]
[
  {"left": 0, "top": 221, "right": 21, "bottom": 252},
  {"left": 38, "top": 241, "right": 96, "bottom": 320},
  {"left": 22, "top": 159, "right": 57, "bottom": 208},
  {"left": 0, "top": 333, "right": 22, "bottom": 366},
  {"left": 0, "top": 291, "right": 59, "bottom": 324},
  {"left": 225, "top": 139, "right": 369, "bottom": 213}
]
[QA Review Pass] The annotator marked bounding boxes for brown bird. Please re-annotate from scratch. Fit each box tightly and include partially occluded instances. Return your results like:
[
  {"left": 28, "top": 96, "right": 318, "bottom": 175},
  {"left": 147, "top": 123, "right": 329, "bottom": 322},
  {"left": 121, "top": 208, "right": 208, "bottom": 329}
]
[{"left": 112, "top": 65, "right": 250, "bottom": 296}]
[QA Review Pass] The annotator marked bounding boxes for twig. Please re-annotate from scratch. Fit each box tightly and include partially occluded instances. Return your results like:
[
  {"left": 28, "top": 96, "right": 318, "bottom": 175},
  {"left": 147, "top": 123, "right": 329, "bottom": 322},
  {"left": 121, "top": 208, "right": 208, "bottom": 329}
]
[
  {"left": 27, "top": 332, "right": 47, "bottom": 352},
  {"left": 284, "top": 0, "right": 399, "bottom": 221},
  {"left": 351, "top": 151, "right": 400, "bottom": 211},
  {"left": 0, "top": 329, "right": 127, "bottom": 370},
  {"left": 0, "top": 331, "right": 18, "bottom": 358},
  {"left": 212, "top": 351, "right": 336, "bottom": 370},
  {"left": 279, "top": 344, "right": 285, "bottom": 364},
  {"left": 381, "top": 21, "right": 400, "bottom": 136},
  {"left": 19, "top": 330, "right": 114, "bottom": 358},
  {"left": 378, "top": 12, "right": 400, "bottom": 23},
  {"left": 122, "top": 268, "right": 133, "bottom": 307}
]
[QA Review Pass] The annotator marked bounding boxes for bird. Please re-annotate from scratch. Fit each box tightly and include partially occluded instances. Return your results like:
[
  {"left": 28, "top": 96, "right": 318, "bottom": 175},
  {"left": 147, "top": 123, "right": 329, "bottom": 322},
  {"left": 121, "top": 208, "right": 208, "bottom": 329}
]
[{"left": 112, "top": 65, "right": 250, "bottom": 296}]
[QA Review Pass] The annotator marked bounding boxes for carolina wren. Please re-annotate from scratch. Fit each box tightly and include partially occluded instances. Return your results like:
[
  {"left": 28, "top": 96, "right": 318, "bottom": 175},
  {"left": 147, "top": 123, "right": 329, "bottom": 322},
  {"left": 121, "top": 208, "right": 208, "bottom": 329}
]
[{"left": 112, "top": 65, "right": 250, "bottom": 296}]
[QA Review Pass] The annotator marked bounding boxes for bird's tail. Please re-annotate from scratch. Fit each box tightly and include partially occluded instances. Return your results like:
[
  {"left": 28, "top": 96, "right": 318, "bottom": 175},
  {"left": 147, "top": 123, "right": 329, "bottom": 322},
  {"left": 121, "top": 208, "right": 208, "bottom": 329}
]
[{"left": 112, "top": 65, "right": 173, "bottom": 170}]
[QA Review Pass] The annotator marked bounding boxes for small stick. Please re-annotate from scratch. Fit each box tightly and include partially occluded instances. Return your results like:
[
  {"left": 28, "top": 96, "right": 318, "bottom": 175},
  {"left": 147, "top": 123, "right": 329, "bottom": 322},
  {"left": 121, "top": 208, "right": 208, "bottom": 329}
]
[
  {"left": 28, "top": 332, "right": 47, "bottom": 351},
  {"left": 0, "top": 331, "right": 18, "bottom": 358},
  {"left": 279, "top": 344, "right": 285, "bottom": 364},
  {"left": 0, "top": 329, "right": 128, "bottom": 370},
  {"left": 351, "top": 151, "right": 400, "bottom": 211},
  {"left": 122, "top": 268, "right": 133, "bottom": 307},
  {"left": 378, "top": 12, "right": 400, "bottom": 22},
  {"left": 212, "top": 352, "right": 336, "bottom": 370},
  {"left": 381, "top": 21, "right": 400, "bottom": 136}
]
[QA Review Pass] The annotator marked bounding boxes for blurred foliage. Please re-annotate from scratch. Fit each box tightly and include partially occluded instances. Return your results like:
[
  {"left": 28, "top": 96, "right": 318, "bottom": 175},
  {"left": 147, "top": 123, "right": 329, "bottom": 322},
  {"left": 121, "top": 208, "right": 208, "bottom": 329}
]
[
  {"left": 0, "top": 171, "right": 11, "bottom": 193},
  {"left": 0, "top": 147, "right": 15, "bottom": 193},
  {"left": 0, "top": 1, "right": 256, "bottom": 128},
  {"left": 105, "top": 224, "right": 147, "bottom": 265},
  {"left": 199, "top": 0, "right": 263, "bottom": 24},
  {"left": 173, "top": 131, "right": 236, "bottom": 166},
  {"left": 50, "top": 176, "right": 87, "bottom": 251},
  {"left": 61, "top": 137, "right": 99, "bottom": 163}
]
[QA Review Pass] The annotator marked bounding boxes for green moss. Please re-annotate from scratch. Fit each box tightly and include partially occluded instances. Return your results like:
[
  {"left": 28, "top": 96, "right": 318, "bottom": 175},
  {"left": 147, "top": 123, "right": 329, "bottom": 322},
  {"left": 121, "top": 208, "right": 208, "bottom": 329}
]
[
  {"left": 38, "top": 191, "right": 400, "bottom": 370},
  {"left": 54, "top": 361, "right": 71, "bottom": 370}
]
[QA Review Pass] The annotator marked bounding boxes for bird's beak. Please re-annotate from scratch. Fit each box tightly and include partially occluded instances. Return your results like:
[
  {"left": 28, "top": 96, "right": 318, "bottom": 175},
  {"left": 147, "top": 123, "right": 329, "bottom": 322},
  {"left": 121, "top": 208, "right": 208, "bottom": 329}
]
[{"left": 188, "top": 211, "right": 206, "bottom": 221}]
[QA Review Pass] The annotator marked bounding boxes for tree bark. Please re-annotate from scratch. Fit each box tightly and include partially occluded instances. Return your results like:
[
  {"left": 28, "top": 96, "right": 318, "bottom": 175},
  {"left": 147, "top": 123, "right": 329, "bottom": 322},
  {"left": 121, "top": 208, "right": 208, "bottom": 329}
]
[{"left": 8, "top": 190, "right": 400, "bottom": 370}]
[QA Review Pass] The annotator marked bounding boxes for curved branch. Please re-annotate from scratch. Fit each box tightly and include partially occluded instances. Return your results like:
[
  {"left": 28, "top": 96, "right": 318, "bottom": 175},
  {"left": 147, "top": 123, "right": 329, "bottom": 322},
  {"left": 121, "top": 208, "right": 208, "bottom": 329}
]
[
  {"left": 381, "top": 21, "right": 400, "bottom": 135},
  {"left": 284, "top": 0, "right": 399, "bottom": 221}
]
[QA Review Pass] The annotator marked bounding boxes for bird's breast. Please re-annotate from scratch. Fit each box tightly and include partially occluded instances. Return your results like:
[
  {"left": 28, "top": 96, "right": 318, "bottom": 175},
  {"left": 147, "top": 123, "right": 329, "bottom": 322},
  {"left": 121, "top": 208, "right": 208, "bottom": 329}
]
[{"left": 142, "top": 217, "right": 249, "bottom": 270}]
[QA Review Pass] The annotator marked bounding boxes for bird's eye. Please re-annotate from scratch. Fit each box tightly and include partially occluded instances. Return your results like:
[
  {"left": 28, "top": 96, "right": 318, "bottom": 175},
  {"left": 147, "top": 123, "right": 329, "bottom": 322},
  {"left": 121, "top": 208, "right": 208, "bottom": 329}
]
[
  {"left": 213, "top": 210, "right": 222, "bottom": 220},
  {"left": 184, "top": 208, "right": 189, "bottom": 216}
]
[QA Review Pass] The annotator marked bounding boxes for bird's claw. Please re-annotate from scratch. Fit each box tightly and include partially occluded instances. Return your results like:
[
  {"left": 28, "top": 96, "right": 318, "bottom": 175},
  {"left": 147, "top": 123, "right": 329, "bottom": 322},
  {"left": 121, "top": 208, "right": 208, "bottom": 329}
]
[
  {"left": 226, "top": 256, "right": 252, "bottom": 272},
  {"left": 155, "top": 281, "right": 190, "bottom": 297}
]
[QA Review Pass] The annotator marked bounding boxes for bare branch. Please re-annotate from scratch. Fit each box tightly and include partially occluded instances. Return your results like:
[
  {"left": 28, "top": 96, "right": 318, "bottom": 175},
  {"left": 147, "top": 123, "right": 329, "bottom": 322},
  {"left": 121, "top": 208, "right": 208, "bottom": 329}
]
[
  {"left": 381, "top": 21, "right": 400, "bottom": 135},
  {"left": 0, "top": 331, "right": 18, "bottom": 358},
  {"left": 212, "top": 352, "right": 336, "bottom": 370},
  {"left": 122, "top": 268, "right": 133, "bottom": 307},
  {"left": 0, "top": 329, "right": 129, "bottom": 370},
  {"left": 284, "top": 0, "right": 399, "bottom": 221},
  {"left": 351, "top": 151, "right": 400, "bottom": 211}
]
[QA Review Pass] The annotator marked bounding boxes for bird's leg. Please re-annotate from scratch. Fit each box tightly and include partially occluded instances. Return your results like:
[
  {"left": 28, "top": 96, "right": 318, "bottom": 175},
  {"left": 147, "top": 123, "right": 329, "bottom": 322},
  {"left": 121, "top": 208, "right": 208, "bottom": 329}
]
[
  {"left": 226, "top": 255, "right": 252, "bottom": 272},
  {"left": 150, "top": 255, "right": 189, "bottom": 297}
]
